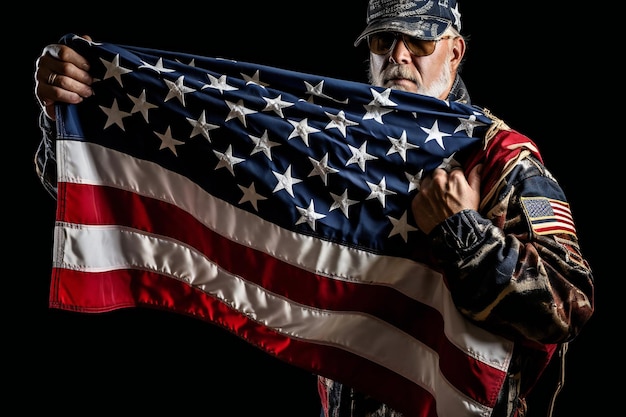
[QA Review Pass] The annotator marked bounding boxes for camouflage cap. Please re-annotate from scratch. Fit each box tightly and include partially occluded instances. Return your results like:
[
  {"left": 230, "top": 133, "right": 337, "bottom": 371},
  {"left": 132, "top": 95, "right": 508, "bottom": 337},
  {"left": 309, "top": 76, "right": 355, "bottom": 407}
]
[{"left": 355, "top": 0, "right": 462, "bottom": 46}]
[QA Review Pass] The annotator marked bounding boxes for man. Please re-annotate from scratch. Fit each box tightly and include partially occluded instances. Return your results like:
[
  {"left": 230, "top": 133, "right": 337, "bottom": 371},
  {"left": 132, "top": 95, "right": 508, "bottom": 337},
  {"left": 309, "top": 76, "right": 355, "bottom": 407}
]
[{"left": 33, "top": 1, "right": 594, "bottom": 416}]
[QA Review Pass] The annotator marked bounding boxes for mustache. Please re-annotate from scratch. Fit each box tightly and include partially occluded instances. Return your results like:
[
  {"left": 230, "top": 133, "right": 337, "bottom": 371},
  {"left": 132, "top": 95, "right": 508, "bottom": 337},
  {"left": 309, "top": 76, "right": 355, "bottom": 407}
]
[{"left": 383, "top": 65, "right": 417, "bottom": 84}]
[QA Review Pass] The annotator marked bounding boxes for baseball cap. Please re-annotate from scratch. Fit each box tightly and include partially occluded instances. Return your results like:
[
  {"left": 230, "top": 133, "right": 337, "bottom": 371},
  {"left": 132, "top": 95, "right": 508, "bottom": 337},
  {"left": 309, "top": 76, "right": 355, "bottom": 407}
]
[{"left": 354, "top": 0, "right": 463, "bottom": 46}]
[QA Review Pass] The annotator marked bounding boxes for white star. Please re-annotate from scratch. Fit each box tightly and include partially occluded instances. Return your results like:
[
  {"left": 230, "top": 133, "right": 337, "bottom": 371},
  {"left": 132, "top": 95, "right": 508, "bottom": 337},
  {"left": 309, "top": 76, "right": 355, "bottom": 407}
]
[
  {"left": 138, "top": 57, "right": 175, "bottom": 73},
  {"left": 324, "top": 110, "right": 360, "bottom": 137},
  {"left": 287, "top": 118, "right": 320, "bottom": 146},
  {"left": 201, "top": 74, "right": 237, "bottom": 94},
  {"left": 304, "top": 80, "right": 349, "bottom": 104},
  {"left": 127, "top": 89, "right": 158, "bottom": 122},
  {"left": 362, "top": 104, "right": 395, "bottom": 124},
  {"left": 405, "top": 170, "right": 424, "bottom": 192},
  {"left": 272, "top": 165, "right": 302, "bottom": 197},
  {"left": 213, "top": 145, "right": 245, "bottom": 176},
  {"left": 454, "top": 114, "right": 487, "bottom": 137},
  {"left": 99, "top": 98, "right": 131, "bottom": 130},
  {"left": 201, "top": 73, "right": 238, "bottom": 94},
  {"left": 241, "top": 70, "right": 269, "bottom": 88},
  {"left": 164, "top": 75, "right": 195, "bottom": 106},
  {"left": 154, "top": 126, "right": 185, "bottom": 156},
  {"left": 437, "top": 154, "right": 461, "bottom": 171},
  {"left": 237, "top": 182, "right": 267, "bottom": 211},
  {"left": 386, "top": 130, "right": 420, "bottom": 161},
  {"left": 99, "top": 54, "right": 132, "bottom": 86},
  {"left": 225, "top": 99, "right": 258, "bottom": 127},
  {"left": 346, "top": 141, "right": 378, "bottom": 172},
  {"left": 295, "top": 200, "right": 326, "bottom": 231},
  {"left": 370, "top": 88, "right": 397, "bottom": 107},
  {"left": 263, "top": 94, "right": 294, "bottom": 118},
  {"left": 248, "top": 130, "right": 280, "bottom": 160},
  {"left": 308, "top": 153, "right": 339, "bottom": 185},
  {"left": 362, "top": 88, "right": 398, "bottom": 123},
  {"left": 187, "top": 110, "right": 220, "bottom": 142},
  {"left": 329, "top": 189, "right": 359, "bottom": 218},
  {"left": 421, "top": 120, "right": 451, "bottom": 150},
  {"left": 387, "top": 211, "right": 418, "bottom": 242},
  {"left": 366, "top": 177, "right": 397, "bottom": 208}
]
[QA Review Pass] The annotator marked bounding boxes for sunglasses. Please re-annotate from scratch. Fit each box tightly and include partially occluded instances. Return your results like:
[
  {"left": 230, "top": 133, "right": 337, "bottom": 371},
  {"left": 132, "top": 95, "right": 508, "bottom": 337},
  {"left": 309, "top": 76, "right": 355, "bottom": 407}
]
[{"left": 367, "top": 32, "right": 453, "bottom": 57}]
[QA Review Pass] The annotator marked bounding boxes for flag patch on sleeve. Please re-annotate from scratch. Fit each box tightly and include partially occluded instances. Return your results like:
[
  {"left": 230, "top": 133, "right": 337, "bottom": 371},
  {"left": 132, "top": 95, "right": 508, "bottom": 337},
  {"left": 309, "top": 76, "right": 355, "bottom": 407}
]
[{"left": 521, "top": 197, "right": 577, "bottom": 236}]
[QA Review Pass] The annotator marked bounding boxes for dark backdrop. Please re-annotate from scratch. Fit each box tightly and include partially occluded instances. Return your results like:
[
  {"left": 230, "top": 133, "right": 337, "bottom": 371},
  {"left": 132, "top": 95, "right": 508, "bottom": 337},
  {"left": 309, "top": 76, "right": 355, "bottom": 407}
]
[{"left": 20, "top": 2, "right": 605, "bottom": 416}]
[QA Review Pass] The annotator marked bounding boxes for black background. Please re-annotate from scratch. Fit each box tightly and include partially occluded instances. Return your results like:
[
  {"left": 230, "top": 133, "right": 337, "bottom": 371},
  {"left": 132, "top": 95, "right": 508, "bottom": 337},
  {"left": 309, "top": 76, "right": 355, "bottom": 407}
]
[{"left": 20, "top": 2, "right": 606, "bottom": 415}]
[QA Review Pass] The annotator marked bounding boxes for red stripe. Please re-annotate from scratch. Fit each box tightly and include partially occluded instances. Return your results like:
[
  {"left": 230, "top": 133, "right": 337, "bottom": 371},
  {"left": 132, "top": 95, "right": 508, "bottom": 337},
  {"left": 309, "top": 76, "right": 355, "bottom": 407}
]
[{"left": 50, "top": 266, "right": 445, "bottom": 415}]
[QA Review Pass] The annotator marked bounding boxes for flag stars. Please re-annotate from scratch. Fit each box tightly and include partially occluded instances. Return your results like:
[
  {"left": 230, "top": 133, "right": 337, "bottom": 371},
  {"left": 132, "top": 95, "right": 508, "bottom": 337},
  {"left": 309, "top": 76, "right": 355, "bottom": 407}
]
[
  {"left": 202, "top": 73, "right": 238, "bottom": 94},
  {"left": 237, "top": 182, "right": 267, "bottom": 211},
  {"left": 304, "top": 80, "right": 348, "bottom": 104},
  {"left": 346, "top": 141, "right": 377, "bottom": 171},
  {"left": 187, "top": 110, "right": 220, "bottom": 142},
  {"left": 295, "top": 200, "right": 326, "bottom": 231},
  {"left": 287, "top": 118, "right": 320, "bottom": 146},
  {"left": 263, "top": 94, "right": 294, "bottom": 118},
  {"left": 213, "top": 145, "right": 246, "bottom": 175},
  {"left": 421, "top": 120, "right": 451, "bottom": 150},
  {"left": 405, "top": 170, "right": 424, "bottom": 192},
  {"left": 387, "top": 130, "right": 420, "bottom": 161},
  {"left": 308, "top": 153, "right": 339, "bottom": 185},
  {"left": 242, "top": 70, "right": 269, "bottom": 88},
  {"left": 99, "top": 98, "right": 131, "bottom": 130},
  {"left": 154, "top": 126, "right": 185, "bottom": 156},
  {"left": 363, "top": 88, "right": 397, "bottom": 123},
  {"left": 438, "top": 154, "right": 461, "bottom": 171},
  {"left": 138, "top": 57, "right": 176, "bottom": 73},
  {"left": 366, "top": 177, "right": 397, "bottom": 208},
  {"left": 387, "top": 211, "right": 418, "bottom": 242},
  {"left": 164, "top": 75, "right": 196, "bottom": 106},
  {"left": 329, "top": 189, "right": 359, "bottom": 218},
  {"left": 370, "top": 88, "right": 397, "bottom": 107},
  {"left": 99, "top": 54, "right": 133, "bottom": 87},
  {"left": 127, "top": 89, "right": 158, "bottom": 122},
  {"left": 225, "top": 99, "right": 258, "bottom": 127},
  {"left": 249, "top": 130, "right": 280, "bottom": 160},
  {"left": 324, "top": 110, "right": 359, "bottom": 137},
  {"left": 272, "top": 165, "right": 303, "bottom": 197},
  {"left": 454, "top": 114, "right": 487, "bottom": 137}
]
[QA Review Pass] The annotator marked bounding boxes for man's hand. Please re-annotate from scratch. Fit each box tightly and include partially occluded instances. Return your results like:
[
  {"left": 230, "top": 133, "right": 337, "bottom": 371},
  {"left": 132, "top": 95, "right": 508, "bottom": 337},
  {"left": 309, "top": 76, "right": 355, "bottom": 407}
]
[
  {"left": 411, "top": 164, "right": 482, "bottom": 234},
  {"left": 34, "top": 35, "right": 94, "bottom": 120}
]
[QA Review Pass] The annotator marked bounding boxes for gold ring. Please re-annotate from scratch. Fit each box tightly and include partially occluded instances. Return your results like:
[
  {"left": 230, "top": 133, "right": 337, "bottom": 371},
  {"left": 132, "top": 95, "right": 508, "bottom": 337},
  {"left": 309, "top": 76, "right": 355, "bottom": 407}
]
[{"left": 47, "top": 72, "right": 58, "bottom": 86}]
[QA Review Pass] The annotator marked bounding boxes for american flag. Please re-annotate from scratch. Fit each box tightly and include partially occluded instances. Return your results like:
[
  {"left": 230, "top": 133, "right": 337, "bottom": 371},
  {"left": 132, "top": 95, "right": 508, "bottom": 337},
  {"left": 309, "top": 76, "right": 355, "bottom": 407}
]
[
  {"left": 521, "top": 197, "right": 576, "bottom": 236},
  {"left": 49, "top": 33, "right": 513, "bottom": 417}
]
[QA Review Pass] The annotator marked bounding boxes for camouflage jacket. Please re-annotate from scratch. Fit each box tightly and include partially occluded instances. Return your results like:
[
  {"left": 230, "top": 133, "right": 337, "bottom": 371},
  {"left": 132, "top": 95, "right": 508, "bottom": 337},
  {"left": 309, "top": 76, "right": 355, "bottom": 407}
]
[{"left": 317, "top": 79, "right": 594, "bottom": 417}]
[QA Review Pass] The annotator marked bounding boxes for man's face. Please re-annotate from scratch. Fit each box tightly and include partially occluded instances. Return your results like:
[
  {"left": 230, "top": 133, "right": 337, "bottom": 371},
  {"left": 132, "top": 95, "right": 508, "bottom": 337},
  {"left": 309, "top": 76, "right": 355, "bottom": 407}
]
[{"left": 367, "top": 34, "right": 462, "bottom": 100}]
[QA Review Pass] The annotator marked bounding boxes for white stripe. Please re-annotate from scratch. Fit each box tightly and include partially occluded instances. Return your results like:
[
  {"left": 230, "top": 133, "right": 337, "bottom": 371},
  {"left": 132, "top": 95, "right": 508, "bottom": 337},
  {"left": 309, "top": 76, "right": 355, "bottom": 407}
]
[{"left": 54, "top": 222, "right": 492, "bottom": 417}]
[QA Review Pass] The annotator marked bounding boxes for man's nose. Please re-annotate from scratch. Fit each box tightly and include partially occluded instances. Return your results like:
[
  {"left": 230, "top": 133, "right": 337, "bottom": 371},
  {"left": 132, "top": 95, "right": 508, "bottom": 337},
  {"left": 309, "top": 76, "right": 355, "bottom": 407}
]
[{"left": 389, "top": 38, "right": 412, "bottom": 64}]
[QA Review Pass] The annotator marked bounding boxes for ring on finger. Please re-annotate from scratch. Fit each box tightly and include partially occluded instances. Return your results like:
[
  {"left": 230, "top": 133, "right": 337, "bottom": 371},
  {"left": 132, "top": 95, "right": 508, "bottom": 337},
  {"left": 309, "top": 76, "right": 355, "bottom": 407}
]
[{"left": 47, "top": 72, "right": 58, "bottom": 86}]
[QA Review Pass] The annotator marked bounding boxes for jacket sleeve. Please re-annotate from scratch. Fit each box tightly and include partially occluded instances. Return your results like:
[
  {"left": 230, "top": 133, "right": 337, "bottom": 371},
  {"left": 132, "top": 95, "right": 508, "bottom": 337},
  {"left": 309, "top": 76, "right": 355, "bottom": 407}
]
[
  {"left": 426, "top": 128, "right": 594, "bottom": 345},
  {"left": 34, "top": 111, "right": 58, "bottom": 199}
]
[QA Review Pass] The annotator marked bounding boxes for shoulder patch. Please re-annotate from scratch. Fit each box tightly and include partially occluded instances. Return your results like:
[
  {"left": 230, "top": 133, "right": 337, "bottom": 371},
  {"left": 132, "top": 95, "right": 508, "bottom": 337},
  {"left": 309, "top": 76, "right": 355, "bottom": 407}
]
[{"left": 521, "top": 197, "right": 577, "bottom": 236}]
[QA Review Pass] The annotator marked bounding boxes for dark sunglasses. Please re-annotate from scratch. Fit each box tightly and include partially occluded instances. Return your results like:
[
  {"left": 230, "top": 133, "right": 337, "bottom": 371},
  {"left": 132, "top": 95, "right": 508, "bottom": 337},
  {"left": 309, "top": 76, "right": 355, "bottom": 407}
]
[{"left": 367, "top": 32, "right": 453, "bottom": 57}]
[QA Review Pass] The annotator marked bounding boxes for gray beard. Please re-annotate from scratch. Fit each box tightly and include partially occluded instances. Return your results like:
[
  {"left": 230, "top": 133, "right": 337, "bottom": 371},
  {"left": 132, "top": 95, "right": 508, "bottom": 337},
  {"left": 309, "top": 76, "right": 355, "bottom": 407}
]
[{"left": 368, "top": 60, "right": 453, "bottom": 99}]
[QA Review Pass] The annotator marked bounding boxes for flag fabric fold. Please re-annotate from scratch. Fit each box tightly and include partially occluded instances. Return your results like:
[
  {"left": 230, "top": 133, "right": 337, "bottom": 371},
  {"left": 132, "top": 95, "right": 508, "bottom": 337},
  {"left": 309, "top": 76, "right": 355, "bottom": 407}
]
[{"left": 49, "top": 33, "right": 512, "bottom": 417}]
